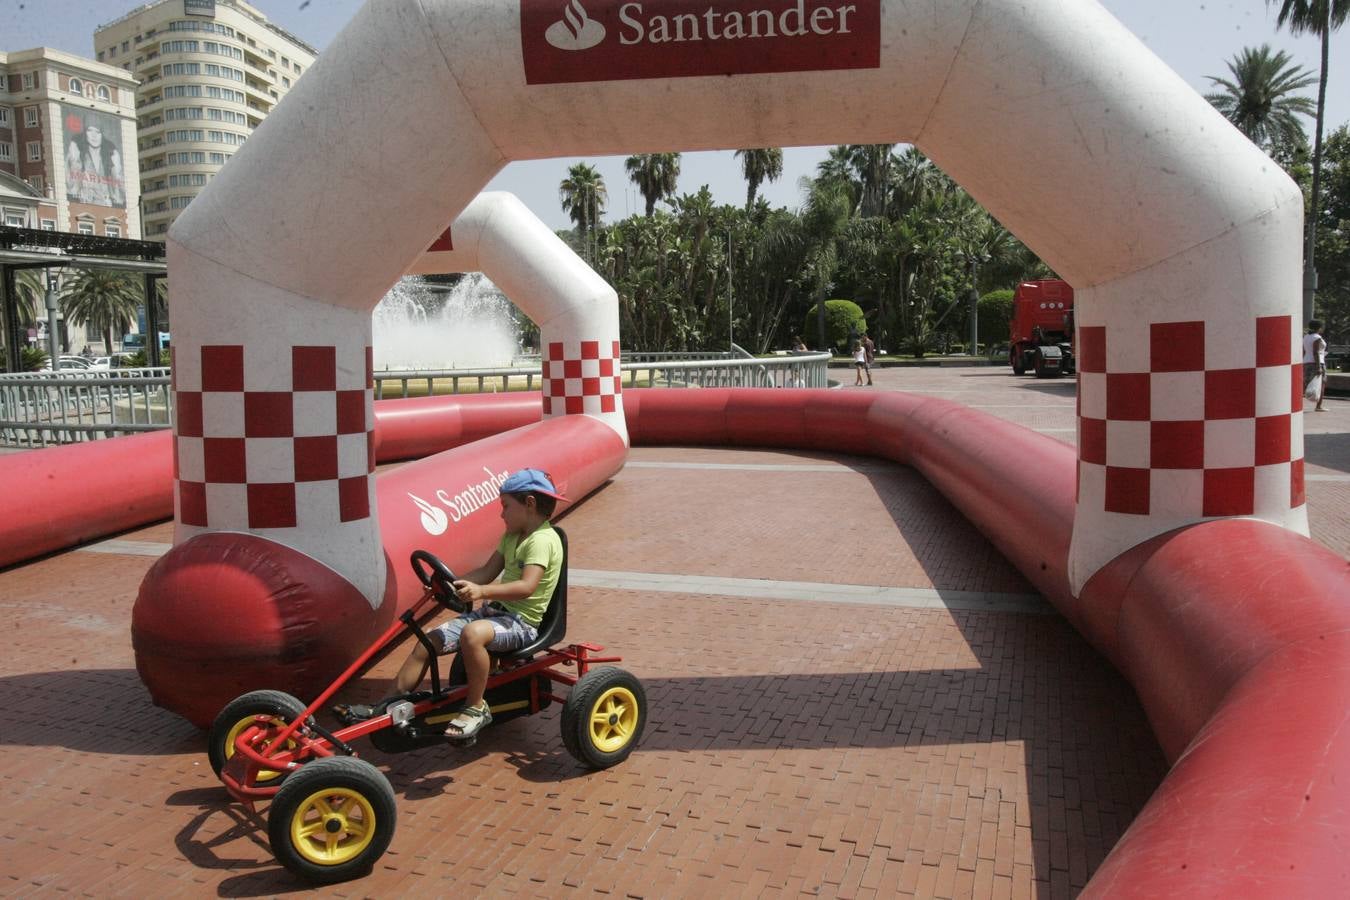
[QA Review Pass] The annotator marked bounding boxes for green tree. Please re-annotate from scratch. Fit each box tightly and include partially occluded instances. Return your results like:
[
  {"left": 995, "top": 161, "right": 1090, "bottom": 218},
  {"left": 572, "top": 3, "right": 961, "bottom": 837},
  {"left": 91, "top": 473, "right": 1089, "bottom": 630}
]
[
  {"left": 1268, "top": 0, "right": 1350, "bottom": 320},
  {"left": 803, "top": 299, "right": 866, "bottom": 354},
  {"left": 734, "top": 148, "right": 784, "bottom": 209},
  {"left": 798, "top": 178, "right": 853, "bottom": 349},
  {"left": 60, "top": 268, "right": 143, "bottom": 354},
  {"left": 559, "top": 162, "right": 607, "bottom": 262},
  {"left": 1205, "top": 44, "right": 1316, "bottom": 156},
  {"left": 624, "top": 153, "right": 680, "bottom": 217},
  {"left": 845, "top": 144, "right": 896, "bottom": 218},
  {"left": 977, "top": 289, "right": 1015, "bottom": 345}
]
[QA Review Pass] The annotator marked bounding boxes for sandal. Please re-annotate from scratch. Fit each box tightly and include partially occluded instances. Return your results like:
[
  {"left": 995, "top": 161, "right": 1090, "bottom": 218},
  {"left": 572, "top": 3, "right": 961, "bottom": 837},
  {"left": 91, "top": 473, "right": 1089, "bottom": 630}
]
[{"left": 444, "top": 701, "right": 492, "bottom": 741}]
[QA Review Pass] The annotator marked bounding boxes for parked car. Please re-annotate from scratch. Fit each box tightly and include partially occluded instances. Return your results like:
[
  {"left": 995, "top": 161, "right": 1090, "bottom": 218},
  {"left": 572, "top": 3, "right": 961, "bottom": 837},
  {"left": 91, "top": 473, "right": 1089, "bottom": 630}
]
[{"left": 39, "top": 355, "right": 93, "bottom": 371}]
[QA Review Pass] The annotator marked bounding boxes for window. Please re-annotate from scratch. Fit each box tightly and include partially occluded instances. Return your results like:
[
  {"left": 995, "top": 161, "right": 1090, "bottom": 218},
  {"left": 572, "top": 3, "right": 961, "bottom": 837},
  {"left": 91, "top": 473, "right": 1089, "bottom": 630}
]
[
  {"left": 27, "top": 175, "right": 43, "bottom": 193},
  {"left": 163, "top": 63, "right": 202, "bottom": 77},
  {"left": 22, "top": 72, "right": 35, "bottom": 89},
  {"left": 97, "top": 86, "right": 111, "bottom": 102},
  {"left": 170, "top": 196, "right": 193, "bottom": 209},
  {"left": 105, "top": 225, "right": 121, "bottom": 237},
  {"left": 69, "top": 77, "right": 84, "bottom": 95},
  {"left": 164, "top": 40, "right": 199, "bottom": 53},
  {"left": 40, "top": 219, "right": 55, "bottom": 231},
  {"left": 294, "top": 64, "right": 302, "bottom": 75},
  {"left": 209, "top": 151, "right": 227, "bottom": 165},
  {"left": 0, "top": 106, "right": 9, "bottom": 125},
  {"left": 4, "top": 210, "right": 26, "bottom": 227},
  {"left": 98, "top": 50, "right": 106, "bottom": 61},
  {"left": 77, "top": 222, "right": 95, "bottom": 235},
  {"left": 282, "top": 77, "right": 291, "bottom": 88},
  {"left": 121, "top": 41, "right": 130, "bottom": 53},
  {"left": 24, "top": 106, "right": 39, "bottom": 128},
  {"left": 0, "top": 143, "right": 11, "bottom": 162},
  {"left": 26, "top": 141, "right": 41, "bottom": 162}
]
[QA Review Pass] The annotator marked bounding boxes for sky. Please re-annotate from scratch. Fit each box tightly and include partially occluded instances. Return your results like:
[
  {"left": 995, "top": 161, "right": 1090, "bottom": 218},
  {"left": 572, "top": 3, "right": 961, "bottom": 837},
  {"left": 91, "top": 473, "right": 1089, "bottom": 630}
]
[{"left": 5, "top": 0, "right": 1349, "bottom": 230}]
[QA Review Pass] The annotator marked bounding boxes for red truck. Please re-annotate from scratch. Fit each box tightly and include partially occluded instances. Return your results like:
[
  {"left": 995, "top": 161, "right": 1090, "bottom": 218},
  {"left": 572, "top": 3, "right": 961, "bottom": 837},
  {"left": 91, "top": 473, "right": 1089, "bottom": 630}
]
[{"left": 1009, "top": 279, "right": 1075, "bottom": 377}]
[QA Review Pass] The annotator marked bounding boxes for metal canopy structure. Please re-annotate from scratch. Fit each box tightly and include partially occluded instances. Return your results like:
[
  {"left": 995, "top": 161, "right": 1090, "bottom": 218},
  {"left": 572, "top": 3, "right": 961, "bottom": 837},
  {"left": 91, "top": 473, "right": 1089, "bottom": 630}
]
[{"left": 0, "top": 226, "right": 168, "bottom": 371}]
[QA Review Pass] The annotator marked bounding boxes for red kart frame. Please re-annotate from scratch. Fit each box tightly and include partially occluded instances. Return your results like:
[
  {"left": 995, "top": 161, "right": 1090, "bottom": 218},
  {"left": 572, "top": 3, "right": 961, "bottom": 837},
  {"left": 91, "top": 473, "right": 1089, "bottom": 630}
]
[{"left": 219, "top": 584, "right": 620, "bottom": 806}]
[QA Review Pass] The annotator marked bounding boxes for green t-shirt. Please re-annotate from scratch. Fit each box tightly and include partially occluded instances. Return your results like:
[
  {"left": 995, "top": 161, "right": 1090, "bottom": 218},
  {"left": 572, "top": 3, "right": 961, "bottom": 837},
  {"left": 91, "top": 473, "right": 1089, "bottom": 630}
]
[{"left": 495, "top": 522, "right": 563, "bottom": 627}]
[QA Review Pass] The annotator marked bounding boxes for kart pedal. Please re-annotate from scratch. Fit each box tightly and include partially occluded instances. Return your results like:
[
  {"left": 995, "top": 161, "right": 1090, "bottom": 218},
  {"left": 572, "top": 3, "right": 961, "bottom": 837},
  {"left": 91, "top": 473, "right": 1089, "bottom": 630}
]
[{"left": 387, "top": 700, "right": 415, "bottom": 731}]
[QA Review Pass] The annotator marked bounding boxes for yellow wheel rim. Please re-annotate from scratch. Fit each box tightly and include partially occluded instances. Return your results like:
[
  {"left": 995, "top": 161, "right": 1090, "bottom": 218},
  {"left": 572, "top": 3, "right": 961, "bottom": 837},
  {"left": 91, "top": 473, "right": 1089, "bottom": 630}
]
[
  {"left": 588, "top": 686, "right": 639, "bottom": 754},
  {"left": 289, "top": 787, "right": 377, "bottom": 866},
  {"left": 224, "top": 715, "right": 294, "bottom": 784}
]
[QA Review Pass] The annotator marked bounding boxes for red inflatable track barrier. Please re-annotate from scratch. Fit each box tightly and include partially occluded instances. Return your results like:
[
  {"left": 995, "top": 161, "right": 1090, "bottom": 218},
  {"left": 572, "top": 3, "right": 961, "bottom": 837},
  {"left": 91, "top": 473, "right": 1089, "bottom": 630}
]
[{"left": 0, "top": 430, "right": 175, "bottom": 570}]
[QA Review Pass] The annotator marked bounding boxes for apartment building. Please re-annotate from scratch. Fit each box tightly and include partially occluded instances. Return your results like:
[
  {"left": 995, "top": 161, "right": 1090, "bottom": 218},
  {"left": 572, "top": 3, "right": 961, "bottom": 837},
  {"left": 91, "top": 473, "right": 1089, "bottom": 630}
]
[
  {"left": 94, "top": 0, "right": 316, "bottom": 240},
  {"left": 0, "top": 48, "right": 140, "bottom": 237}
]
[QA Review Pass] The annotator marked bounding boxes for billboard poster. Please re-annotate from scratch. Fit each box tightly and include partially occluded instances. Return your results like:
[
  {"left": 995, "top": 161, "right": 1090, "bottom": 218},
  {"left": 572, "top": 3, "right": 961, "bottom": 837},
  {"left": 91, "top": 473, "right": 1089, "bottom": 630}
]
[
  {"left": 62, "top": 104, "right": 126, "bottom": 209},
  {"left": 184, "top": 0, "right": 217, "bottom": 16}
]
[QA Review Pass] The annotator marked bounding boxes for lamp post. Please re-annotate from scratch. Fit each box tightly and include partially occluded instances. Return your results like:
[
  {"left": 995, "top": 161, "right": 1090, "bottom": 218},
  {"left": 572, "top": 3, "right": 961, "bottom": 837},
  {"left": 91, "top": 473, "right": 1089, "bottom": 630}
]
[
  {"left": 968, "top": 256, "right": 980, "bottom": 356},
  {"left": 44, "top": 270, "right": 60, "bottom": 370}
]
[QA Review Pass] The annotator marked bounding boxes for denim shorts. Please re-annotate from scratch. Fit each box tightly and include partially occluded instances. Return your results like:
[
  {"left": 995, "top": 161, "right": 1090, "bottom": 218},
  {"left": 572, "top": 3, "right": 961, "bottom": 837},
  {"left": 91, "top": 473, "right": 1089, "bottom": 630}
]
[{"left": 430, "top": 605, "right": 538, "bottom": 654}]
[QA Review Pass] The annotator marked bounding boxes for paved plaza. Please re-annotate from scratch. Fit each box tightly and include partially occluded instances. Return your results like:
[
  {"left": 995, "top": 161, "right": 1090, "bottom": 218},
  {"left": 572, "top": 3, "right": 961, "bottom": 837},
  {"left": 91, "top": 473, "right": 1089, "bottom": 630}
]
[{"left": 2, "top": 368, "right": 1344, "bottom": 897}]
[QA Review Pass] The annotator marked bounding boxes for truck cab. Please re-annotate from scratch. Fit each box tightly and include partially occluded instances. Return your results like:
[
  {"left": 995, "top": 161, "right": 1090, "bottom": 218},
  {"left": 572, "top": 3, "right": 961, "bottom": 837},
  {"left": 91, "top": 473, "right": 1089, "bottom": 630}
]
[{"left": 1009, "top": 280, "right": 1075, "bottom": 377}]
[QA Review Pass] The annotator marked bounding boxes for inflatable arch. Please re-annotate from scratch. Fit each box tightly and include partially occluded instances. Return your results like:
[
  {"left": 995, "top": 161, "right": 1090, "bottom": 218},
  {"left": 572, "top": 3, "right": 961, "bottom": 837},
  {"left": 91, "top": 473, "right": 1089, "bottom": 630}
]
[{"left": 142, "top": 0, "right": 1307, "bottom": 705}]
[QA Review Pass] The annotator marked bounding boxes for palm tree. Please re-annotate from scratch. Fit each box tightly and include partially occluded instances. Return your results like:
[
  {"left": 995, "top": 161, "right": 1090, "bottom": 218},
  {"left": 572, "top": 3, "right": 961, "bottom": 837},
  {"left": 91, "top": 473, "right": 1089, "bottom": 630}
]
[
  {"left": 845, "top": 144, "right": 897, "bottom": 218},
  {"left": 1205, "top": 45, "right": 1316, "bottom": 156},
  {"left": 1268, "top": 0, "right": 1349, "bottom": 321},
  {"left": 60, "top": 268, "right": 142, "bottom": 354},
  {"left": 559, "top": 162, "right": 608, "bottom": 262},
  {"left": 624, "top": 153, "right": 680, "bottom": 216},
  {"left": 734, "top": 148, "right": 784, "bottom": 209},
  {"left": 798, "top": 178, "right": 854, "bottom": 348},
  {"left": 9, "top": 269, "right": 46, "bottom": 327}
]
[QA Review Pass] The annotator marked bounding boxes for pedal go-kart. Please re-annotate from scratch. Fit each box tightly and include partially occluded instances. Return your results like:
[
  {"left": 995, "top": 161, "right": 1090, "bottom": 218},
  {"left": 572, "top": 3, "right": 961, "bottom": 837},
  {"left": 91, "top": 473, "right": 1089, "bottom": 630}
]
[{"left": 207, "top": 529, "right": 647, "bottom": 883}]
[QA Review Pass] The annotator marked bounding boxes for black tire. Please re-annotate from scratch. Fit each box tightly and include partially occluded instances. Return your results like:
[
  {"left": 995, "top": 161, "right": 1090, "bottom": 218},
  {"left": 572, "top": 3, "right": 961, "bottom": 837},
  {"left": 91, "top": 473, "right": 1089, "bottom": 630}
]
[
  {"left": 1012, "top": 352, "right": 1026, "bottom": 375},
  {"left": 1033, "top": 351, "right": 1053, "bottom": 378},
  {"left": 267, "top": 756, "right": 397, "bottom": 884},
  {"left": 561, "top": 667, "right": 646, "bottom": 769},
  {"left": 207, "top": 689, "right": 307, "bottom": 782}
]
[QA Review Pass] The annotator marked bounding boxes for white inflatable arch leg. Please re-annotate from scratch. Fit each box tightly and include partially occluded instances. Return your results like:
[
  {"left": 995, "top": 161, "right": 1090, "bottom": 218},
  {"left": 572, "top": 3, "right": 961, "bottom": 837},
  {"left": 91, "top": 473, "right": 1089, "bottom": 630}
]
[
  {"left": 409, "top": 192, "right": 627, "bottom": 440},
  {"left": 146, "top": 0, "right": 1304, "bottom": 708}
]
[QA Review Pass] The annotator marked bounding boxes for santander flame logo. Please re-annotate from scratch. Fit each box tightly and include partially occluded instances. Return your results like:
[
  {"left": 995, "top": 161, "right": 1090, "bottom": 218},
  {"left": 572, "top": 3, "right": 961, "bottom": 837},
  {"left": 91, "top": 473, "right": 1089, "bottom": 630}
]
[
  {"left": 409, "top": 492, "right": 449, "bottom": 536},
  {"left": 545, "top": 0, "right": 606, "bottom": 51}
]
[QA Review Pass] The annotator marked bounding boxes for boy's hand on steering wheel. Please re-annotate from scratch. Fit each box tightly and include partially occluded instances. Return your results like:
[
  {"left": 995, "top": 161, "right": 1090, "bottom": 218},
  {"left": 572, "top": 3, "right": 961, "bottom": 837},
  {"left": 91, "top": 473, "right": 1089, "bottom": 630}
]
[{"left": 452, "top": 580, "right": 484, "bottom": 604}]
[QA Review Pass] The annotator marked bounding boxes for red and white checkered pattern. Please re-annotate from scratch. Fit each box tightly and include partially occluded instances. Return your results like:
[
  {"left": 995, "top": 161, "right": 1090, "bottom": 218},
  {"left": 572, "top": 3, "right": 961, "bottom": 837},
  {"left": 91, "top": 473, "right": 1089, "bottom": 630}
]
[
  {"left": 1076, "top": 315, "right": 1304, "bottom": 519},
  {"left": 543, "top": 339, "right": 622, "bottom": 416},
  {"left": 173, "top": 344, "right": 375, "bottom": 530}
]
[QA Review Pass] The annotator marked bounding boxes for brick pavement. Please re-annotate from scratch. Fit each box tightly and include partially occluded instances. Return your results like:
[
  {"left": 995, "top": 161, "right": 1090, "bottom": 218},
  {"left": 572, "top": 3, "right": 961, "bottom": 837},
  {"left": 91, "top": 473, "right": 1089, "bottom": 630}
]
[{"left": 4, "top": 366, "right": 1344, "bottom": 897}]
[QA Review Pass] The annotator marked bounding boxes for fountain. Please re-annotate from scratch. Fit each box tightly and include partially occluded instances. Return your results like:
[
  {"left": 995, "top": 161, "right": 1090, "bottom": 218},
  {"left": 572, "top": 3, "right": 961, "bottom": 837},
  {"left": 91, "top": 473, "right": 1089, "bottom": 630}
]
[{"left": 372, "top": 273, "right": 522, "bottom": 371}]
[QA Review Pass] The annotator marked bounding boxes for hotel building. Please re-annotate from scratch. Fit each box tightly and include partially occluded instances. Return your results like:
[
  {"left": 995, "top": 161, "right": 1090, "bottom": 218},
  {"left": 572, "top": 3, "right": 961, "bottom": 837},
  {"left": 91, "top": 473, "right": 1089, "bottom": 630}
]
[{"left": 94, "top": 0, "right": 316, "bottom": 240}]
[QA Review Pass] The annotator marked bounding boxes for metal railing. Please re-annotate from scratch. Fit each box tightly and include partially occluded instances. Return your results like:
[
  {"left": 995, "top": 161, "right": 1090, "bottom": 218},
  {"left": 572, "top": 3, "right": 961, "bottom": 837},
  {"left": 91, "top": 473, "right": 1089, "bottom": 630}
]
[
  {"left": 1, "top": 368, "right": 172, "bottom": 449},
  {"left": 1, "top": 352, "right": 830, "bottom": 447}
]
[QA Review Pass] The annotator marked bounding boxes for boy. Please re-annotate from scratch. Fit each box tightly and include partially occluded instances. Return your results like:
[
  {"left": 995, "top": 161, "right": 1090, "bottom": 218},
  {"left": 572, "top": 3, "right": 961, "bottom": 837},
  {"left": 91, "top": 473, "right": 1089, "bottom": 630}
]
[{"left": 382, "top": 469, "right": 566, "bottom": 741}]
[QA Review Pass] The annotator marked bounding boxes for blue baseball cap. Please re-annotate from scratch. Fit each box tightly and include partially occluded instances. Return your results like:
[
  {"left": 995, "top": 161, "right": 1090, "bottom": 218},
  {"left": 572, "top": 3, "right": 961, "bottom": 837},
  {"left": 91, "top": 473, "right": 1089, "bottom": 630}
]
[{"left": 500, "top": 468, "right": 567, "bottom": 501}]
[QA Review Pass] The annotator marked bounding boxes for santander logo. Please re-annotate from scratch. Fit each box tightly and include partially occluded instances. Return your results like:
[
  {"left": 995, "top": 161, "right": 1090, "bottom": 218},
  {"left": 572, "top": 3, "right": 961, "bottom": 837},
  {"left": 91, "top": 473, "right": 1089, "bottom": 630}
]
[
  {"left": 521, "top": 0, "right": 880, "bottom": 85},
  {"left": 546, "top": 0, "right": 607, "bottom": 51},
  {"left": 409, "top": 493, "right": 449, "bottom": 536}
]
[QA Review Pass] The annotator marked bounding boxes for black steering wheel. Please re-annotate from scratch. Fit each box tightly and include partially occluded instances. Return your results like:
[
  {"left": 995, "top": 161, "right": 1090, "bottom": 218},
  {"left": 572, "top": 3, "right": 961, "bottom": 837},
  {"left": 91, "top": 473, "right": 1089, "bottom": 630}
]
[{"left": 410, "top": 550, "right": 468, "bottom": 613}]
